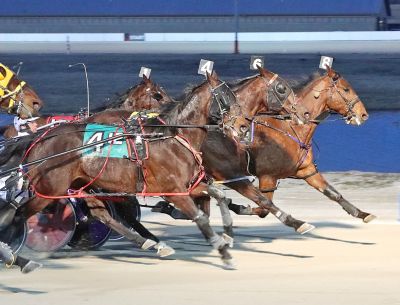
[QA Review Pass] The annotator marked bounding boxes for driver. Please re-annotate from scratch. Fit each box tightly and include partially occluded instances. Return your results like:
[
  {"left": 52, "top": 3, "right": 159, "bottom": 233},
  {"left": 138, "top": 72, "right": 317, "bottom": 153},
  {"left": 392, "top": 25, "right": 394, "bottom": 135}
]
[{"left": 0, "top": 113, "right": 41, "bottom": 274}]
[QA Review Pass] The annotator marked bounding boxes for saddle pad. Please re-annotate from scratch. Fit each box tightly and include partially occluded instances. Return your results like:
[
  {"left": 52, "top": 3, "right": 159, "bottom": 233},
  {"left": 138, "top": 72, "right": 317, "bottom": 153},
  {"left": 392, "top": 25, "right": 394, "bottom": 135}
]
[
  {"left": 82, "top": 124, "right": 129, "bottom": 158},
  {"left": 46, "top": 115, "right": 77, "bottom": 124}
]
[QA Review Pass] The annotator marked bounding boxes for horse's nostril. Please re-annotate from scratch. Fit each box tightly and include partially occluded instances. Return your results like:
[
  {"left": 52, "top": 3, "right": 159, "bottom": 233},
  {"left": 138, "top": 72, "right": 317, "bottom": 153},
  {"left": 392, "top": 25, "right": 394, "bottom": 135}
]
[
  {"left": 304, "top": 112, "right": 310, "bottom": 118},
  {"left": 362, "top": 114, "right": 369, "bottom": 121}
]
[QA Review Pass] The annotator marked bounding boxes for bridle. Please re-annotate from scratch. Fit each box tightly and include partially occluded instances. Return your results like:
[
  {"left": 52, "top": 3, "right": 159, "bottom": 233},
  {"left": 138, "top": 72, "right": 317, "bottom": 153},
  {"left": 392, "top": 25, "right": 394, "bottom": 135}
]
[
  {"left": 330, "top": 77, "right": 361, "bottom": 120},
  {"left": 125, "top": 82, "right": 169, "bottom": 110},
  {"left": 258, "top": 73, "right": 304, "bottom": 123},
  {"left": 0, "top": 64, "right": 27, "bottom": 115},
  {"left": 313, "top": 74, "right": 362, "bottom": 122},
  {"left": 209, "top": 80, "right": 248, "bottom": 140}
]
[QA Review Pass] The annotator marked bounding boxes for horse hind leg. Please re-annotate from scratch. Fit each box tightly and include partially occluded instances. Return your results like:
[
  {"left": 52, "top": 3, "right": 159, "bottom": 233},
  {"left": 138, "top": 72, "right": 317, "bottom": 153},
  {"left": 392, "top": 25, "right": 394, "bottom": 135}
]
[
  {"left": 113, "top": 200, "right": 175, "bottom": 257},
  {"left": 83, "top": 194, "right": 166, "bottom": 254},
  {"left": 129, "top": 219, "right": 175, "bottom": 257},
  {"left": 304, "top": 173, "right": 376, "bottom": 223},
  {"left": 225, "top": 177, "right": 277, "bottom": 219},
  {"left": 227, "top": 180, "right": 315, "bottom": 234}
]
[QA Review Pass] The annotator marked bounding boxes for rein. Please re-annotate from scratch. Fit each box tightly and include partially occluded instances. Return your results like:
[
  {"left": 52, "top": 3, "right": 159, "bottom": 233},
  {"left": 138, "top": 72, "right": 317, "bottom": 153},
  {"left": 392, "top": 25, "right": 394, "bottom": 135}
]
[{"left": 311, "top": 76, "right": 361, "bottom": 121}]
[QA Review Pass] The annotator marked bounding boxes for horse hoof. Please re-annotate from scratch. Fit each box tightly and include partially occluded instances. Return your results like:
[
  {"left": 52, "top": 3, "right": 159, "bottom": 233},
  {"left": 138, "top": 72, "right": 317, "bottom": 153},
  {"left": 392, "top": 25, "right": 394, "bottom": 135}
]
[
  {"left": 222, "top": 258, "right": 236, "bottom": 270},
  {"left": 21, "top": 260, "right": 43, "bottom": 274},
  {"left": 222, "top": 233, "right": 234, "bottom": 248},
  {"left": 296, "top": 223, "right": 315, "bottom": 235},
  {"left": 258, "top": 211, "right": 269, "bottom": 218},
  {"left": 363, "top": 214, "right": 377, "bottom": 223},
  {"left": 141, "top": 239, "right": 157, "bottom": 250},
  {"left": 154, "top": 242, "right": 175, "bottom": 257}
]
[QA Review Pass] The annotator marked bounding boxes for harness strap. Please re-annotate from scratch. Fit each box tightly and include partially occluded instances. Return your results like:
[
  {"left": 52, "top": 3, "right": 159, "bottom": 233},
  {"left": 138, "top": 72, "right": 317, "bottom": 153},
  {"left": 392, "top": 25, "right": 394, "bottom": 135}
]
[
  {"left": 259, "top": 186, "right": 278, "bottom": 193},
  {"left": 297, "top": 168, "right": 319, "bottom": 180},
  {"left": 214, "top": 176, "right": 255, "bottom": 184}
]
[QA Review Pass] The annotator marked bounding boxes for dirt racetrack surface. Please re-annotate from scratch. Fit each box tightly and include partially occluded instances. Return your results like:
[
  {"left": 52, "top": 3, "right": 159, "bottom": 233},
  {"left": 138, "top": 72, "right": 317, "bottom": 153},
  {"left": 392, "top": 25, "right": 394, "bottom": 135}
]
[{"left": 1, "top": 172, "right": 399, "bottom": 305}]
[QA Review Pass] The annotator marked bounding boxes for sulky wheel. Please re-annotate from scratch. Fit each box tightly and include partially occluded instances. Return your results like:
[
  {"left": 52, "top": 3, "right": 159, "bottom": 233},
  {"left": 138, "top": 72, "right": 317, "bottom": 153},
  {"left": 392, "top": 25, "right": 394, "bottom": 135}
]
[
  {"left": 67, "top": 199, "right": 115, "bottom": 250},
  {"left": 108, "top": 196, "right": 141, "bottom": 241},
  {"left": 0, "top": 216, "right": 27, "bottom": 254},
  {"left": 26, "top": 200, "right": 76, "bottom": 252}
]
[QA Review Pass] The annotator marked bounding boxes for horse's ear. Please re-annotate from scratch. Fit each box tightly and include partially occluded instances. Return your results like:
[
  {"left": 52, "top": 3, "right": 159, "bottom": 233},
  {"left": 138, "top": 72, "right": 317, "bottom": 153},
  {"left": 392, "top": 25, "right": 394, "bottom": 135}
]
[
  {"left": 211, "top": 70, "right": 219, "bottom": 80},
  {"left": 206, "top": 70, "right": 219, "bottom": 87},
  {"left": 326, "top": 65, "right": 335, "bottom": 78},
  {"left": 257, "top": 65, "right": 268, "bottom": 77},
  {"left": 142, "top": 74, "right": 151, "bottom": 83}
]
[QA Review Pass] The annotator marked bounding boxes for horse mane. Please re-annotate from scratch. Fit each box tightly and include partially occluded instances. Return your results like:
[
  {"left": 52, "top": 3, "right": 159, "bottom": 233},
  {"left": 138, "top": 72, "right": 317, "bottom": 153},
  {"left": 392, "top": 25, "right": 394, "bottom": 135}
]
[
  {"left": 289, "top": 71, "right": 323, "bottom": 93},
  {"left": 159, "top": 81, "right": 205, "bottom": 124},
  {"left": 227, "top": 75, "right": 258, "bottom": 91},
  {"left": 144, "top": 81, "right": 206, "bottom": 135},
  {"left": 91, "top": 84, "right": 140, "bottom": 113}
]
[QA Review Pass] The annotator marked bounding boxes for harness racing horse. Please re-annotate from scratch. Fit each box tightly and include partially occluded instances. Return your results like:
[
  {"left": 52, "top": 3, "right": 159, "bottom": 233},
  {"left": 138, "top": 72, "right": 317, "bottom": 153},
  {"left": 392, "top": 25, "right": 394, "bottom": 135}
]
[
  {"left": 90, "top": 69, "right": 315, "bottom": 237},
  {"left": 12, "top": 75, "right": 247, "bottom": 268},
  {"left": 0, "top": 63, "right": 44, "bottom": 119},
  {"left": 2, "top": 74, "right": 167, "bottom": 138},
  {"left": 0, "top": 76, "right": 171, "bottom": 255},
  {"left": 0, "top": 63, "right": 44, "bottom": 273},
  {"left": 231, "top": 66, "right": 375, "bottom": 223}
]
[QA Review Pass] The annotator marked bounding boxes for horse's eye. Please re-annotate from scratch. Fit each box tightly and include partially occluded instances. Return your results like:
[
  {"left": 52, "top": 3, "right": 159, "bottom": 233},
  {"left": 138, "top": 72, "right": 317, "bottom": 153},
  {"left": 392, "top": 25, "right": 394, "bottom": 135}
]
[
  {"left": 344, "top": 88, "right": 350, "bottom": 92},
  {"left": 153, "top": 93, "right": 163, "bottom": 101}
]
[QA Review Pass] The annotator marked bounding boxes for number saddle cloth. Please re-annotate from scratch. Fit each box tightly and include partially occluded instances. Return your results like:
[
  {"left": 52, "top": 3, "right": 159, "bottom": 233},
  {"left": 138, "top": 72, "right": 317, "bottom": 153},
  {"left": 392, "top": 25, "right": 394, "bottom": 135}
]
[{"left": 82, "top": 120, "right": 149, "bottom": 192}]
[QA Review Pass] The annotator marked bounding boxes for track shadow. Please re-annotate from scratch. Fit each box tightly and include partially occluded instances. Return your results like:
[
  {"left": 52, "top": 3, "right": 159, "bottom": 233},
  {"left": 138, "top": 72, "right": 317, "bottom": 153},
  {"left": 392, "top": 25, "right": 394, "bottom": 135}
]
[
  {"left": 14, "top": 219, "right": 375, "bottom": 270},
  {"left": 0, "top": 283, "right": 46, "bottom": 295}
]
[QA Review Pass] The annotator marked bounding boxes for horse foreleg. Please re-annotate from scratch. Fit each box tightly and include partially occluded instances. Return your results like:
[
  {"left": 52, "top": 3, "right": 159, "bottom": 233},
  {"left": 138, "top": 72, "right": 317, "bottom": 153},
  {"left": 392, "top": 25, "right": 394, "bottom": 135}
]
[
  {"left": 165, "top": 194, "right": 234, "bottom": 269},
  {"left": 227, "top": 180, "right": 315, "bottom": 234},
  {"left": 83, "top": 195, "right": 158, "bottom": 251},
  {"left": 303, "top": 172, "right": 376, "bottom": 223},
  {"left": 206, "top": 184, "right": 234, "bottom": 239}
]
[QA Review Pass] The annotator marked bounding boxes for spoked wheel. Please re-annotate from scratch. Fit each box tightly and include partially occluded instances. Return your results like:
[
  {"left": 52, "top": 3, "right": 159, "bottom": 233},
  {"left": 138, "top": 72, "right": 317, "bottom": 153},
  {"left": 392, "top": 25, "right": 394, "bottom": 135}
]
[
  {"left": 0, "top": 216, "right": 27, "bottom": 254},
  {"left": 67, "top": 199, "right": 115, "bottom": 250},
  {"left": 26, "top": 200, "right": 76, "bottom": 252},
  {"left": 108, "top": 197, "right": 141, "bottom": 241}
]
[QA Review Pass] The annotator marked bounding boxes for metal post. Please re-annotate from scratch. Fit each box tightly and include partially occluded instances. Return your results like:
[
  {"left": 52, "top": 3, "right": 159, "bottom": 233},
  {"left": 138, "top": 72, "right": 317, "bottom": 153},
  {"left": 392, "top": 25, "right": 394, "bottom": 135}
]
[
  {"left": 68, "top": 63, "right": 90, "bottom": 117},
  {"left": 234, "top": 0, "right": 239, "bottom": 54}
]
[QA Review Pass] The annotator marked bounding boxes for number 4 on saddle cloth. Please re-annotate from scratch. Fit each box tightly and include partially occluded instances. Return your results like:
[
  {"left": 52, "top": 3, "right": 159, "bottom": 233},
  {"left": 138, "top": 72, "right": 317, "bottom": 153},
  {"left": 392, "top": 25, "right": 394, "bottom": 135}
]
[{"left": 82, "top": 123, "right": 149, "bottom": 191}]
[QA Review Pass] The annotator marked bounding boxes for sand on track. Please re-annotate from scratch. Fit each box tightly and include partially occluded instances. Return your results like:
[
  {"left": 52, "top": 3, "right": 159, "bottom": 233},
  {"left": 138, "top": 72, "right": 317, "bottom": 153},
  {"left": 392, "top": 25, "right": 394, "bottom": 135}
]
[{"left": 1, "top": 172, "right": 399, "bottom": 305}]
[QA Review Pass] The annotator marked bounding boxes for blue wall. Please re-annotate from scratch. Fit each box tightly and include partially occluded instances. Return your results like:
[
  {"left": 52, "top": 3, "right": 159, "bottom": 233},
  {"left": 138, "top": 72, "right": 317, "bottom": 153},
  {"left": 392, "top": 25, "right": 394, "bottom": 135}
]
[{"left": 0, "top": 0, "right": 387, "bottom": 17}]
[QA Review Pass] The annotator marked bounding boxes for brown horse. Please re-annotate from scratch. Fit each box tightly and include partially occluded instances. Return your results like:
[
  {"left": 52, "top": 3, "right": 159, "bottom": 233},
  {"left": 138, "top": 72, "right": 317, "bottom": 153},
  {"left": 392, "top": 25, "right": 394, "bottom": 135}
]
[
  {"left": 16, "top": 76, "right": 245, "bottom": 268},
  {"left": 89, "top": 69, "right": 315, "bottom": 236},
  {"left": 1, "top": 75, "right": 177, "bottom": 255},
  {"left": 2, "top": 75, "right": 167, "bottom": 138},
  {"left": 232, "top": 66, "right": 375, "bottom": 223},
  {"left": 0, "top": 63, "right": 44, "bottom": 119}
]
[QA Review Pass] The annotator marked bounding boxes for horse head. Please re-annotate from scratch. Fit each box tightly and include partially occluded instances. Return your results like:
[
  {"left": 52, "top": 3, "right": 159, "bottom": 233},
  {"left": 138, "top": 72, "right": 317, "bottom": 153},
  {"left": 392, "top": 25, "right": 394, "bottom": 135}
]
[
  {"left": 122, "top": 75, "right": 172, "bottom": 111},
  {"left": 324, "top": 66, "right": 369, "bottom": 126},
  {"left": 0, "top": 63, "right": 44, "bottom": 119},
  {"left": 231, "top": 66, "right": 309, "bottom": 124},
  {"left": 207, "top": 71, "right": 250, "bottom": 142}
]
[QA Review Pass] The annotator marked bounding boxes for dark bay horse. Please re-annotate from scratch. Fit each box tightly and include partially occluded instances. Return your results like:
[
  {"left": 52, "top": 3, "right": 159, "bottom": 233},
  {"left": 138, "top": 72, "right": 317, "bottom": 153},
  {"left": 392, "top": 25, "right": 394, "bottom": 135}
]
[
  {"left": 234, "top": 66, "right": 375, "bottom": 223},
  {"left": 0, "top": 63, "right": 44, "bottom": 119},
  {"left": 0, "top": 75, "right": 175, "bottom": 256},
  {"left": 90, "top": 69, "right": 315, "bottom": 236},
  {"left": 16, "top": 76, "right": 244, "bottom": 268}
]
